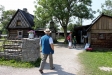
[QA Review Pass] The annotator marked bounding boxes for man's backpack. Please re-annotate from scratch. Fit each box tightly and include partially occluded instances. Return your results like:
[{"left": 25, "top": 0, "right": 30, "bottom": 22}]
[{"left": 67, "top": 35, "right": 70, "bottom": 40}]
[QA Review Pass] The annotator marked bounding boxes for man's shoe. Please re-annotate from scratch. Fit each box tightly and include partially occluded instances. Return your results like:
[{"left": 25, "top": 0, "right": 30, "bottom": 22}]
[
  {"left": 39, "top": 70, "right": 43, "bottom": 74},
  {"left": 50, "top": 67, "right": 55, "bottom": 70}
]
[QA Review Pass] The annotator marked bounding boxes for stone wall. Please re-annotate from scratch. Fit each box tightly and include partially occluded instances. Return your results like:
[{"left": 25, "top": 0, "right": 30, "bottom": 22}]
[{"left": 21, "top": 38, "right": 40, "bottom": 62}]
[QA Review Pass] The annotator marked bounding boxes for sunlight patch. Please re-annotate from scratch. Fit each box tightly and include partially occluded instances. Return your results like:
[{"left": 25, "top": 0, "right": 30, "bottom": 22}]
[{"left": 99, "top": 67, "right": 112, "bottom": 71}]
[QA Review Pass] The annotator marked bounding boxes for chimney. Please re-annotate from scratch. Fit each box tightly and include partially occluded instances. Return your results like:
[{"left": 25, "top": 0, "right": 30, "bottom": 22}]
[{"left": 23, "top": 8, "right": 28, "bottom": 13}]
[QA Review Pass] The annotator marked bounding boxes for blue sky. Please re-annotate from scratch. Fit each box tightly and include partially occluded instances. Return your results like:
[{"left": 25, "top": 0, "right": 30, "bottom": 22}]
[{"left": 0, "top": 0, "right": 106, "bottom": 25}]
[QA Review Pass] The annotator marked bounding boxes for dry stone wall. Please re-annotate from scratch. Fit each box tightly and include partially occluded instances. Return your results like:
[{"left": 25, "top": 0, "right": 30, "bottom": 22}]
[{"left": 21, "top": 38, "right": 40, "bottom": 62}]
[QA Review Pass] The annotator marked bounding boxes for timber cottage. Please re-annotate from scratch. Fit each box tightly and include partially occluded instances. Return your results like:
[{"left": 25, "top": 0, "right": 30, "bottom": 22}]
[
  {"left": 6, "top": 8, "right": 34, "bottom": 39},
  {"left": 87, "top": 13, "right": 112, "bottom": 49},
  {"left": 74, "top": 13, "right": 112, "bottom": 49}
]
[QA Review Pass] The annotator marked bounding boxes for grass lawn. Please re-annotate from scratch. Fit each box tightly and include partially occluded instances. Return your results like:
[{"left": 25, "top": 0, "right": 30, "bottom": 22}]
[
  {"left": 0, "top": 58, "right": 41, "bottom": 68},
  {"left": 78, "top": 51, "right": 112, "bottom": 75}
]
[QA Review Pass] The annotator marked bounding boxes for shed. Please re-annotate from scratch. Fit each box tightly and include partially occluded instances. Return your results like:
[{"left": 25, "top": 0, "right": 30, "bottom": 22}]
[{"left": 87, "top": 13, "right": 112, "bottom": 48}]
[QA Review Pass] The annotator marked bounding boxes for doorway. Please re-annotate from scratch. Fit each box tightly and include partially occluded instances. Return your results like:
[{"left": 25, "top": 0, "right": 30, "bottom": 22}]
[{"left": 17, "top": 30, "right": 23, "bottom": 38}]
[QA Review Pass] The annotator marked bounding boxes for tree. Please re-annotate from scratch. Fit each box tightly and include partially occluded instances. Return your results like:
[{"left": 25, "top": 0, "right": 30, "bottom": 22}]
[
  {"left": 0, "top": 5, "right": 5, "bottom": 22},
  {"left": 0, "top": 5, "right": 4, "bottom": 16},
  {"left": 67, "top": 23, "right": 75, "bottom": 31},
  {"left": 0, "top": 5, "right": 5, "bottom": 33},
  {"left": 98, "top": 0, "right": 112, "bottom": 16},
  {"left": 0, "top": 10, "right": 16, "bottom": 34},
  {"left": 34, "top": 0, "right": 95, "bottom": 42}
]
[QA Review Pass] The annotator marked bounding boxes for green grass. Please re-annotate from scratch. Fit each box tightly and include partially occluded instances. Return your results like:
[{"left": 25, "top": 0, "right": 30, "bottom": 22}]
[
  {"left": 78, "top": 51, "right": 112, "bottom": 75},
  {"left": 57, "top": 38, "right": 64, "bottom": 42},
  {"left": 0, "top": 58, "right": 41, "bottom": 68}
]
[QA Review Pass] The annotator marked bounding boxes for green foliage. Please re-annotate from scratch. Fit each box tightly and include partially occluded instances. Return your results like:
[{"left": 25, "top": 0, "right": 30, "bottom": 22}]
[
  {"left": 78, "top": 51, "right": 112, "bottom": 75},
  {"left": 67, "top": 23, "right": 74, "bottom": 31},
  {"left": 0, "top": 10, "right": 16, "bottom": 34},
  {"left": 98, "top": 0, "right": 112, "bottom": 16},
  {"left": 34, "top": 0, "right": 95, "bottom": 42},
  {"left": 0, "top": 5, "right": 4, "bottom": 14},
  {"left": 57, "top": 38, "right": 64, "bottom": 43},
  {"left": 29, "top": 58, "right": 41, "bottom": 67},
  {"left": 59, "top": 27, "right": 64, "bottom": 31},
  {"left": 34, "top": 0, "right": 94, "bottom": 25},
  {"left": 0, "top": 58, "right": 41, "bottom": 68},
  {"left": 34, "top": 0, "right": 52, "bottom": 29}
]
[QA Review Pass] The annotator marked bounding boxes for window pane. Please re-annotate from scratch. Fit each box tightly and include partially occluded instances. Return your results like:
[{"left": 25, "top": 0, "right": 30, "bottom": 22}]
[{"left": 17, "top": 20, "right": 21, "bottom": 25}]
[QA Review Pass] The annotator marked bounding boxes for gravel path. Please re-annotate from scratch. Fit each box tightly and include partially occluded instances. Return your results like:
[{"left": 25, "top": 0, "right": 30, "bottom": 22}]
[{"left": 0, "top": 44, "right": 84, "bottom": 75}]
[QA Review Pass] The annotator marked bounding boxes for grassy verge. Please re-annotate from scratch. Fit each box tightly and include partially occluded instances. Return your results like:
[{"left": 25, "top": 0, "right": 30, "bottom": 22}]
[
  {"left": 78, "top": 51, "right": 112, "bottom": 75},
  {"left": 0, "top": 58, "right": 41, "bottom": 68}
]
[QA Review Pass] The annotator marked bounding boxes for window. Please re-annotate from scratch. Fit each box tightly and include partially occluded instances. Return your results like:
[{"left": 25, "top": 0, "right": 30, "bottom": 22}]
[
  {"left": 16, "top": 20, "right": 21, "bottom": 26},
  {"left": 99, "top": 33, "right": 105, "bottom": 40},
  {"left": 19, "top": 32, "right": 22, "bottom": 35}
]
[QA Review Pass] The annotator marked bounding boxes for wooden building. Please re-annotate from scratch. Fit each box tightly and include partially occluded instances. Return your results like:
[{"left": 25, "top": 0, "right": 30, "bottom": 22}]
[
  {"left": 6, "top": 8, "right": 34, "bottom": 39},
  {"left": 86, "top": 13, "right": 112, "bottom": 48},
  {"left": 73, "top": 25, "right": 90, "bottom": 44},
  {"left": 35, "top": 28, "right": 45, "bottom": 38}
]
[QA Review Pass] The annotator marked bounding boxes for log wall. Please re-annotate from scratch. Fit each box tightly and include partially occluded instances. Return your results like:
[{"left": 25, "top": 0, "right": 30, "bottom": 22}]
[{"left": 90, "top": 16, "right": 112, "bottom": 48}]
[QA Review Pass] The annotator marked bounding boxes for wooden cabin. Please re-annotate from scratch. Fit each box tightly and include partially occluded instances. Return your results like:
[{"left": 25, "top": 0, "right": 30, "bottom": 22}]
[
  {"left": 87, "top": 13, "right": 112, "bottom": 49},
  {"left": 6, "top": 8, "right": 34, "bottom": 39}
]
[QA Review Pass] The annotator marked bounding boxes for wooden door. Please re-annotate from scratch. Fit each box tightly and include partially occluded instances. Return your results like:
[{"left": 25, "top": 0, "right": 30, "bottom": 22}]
[{"left": 17, "top": 31, "right": 23, "bottom": 38}]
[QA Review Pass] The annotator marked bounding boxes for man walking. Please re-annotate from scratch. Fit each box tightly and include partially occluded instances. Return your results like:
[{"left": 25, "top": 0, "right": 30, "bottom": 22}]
[{"left": 39, "top": 28, "right": 55, "bottom": 74}]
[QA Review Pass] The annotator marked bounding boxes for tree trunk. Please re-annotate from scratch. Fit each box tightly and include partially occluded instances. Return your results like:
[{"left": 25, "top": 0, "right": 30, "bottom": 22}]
[{"left": 63, "top": 26, "right": 68, "bottom": 43}]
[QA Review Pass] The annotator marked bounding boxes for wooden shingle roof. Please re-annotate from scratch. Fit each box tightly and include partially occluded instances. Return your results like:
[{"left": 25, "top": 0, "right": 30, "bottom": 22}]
[
  {"left": 20, "top": 9, "right": 34, "bottom": 27},
  {"left": 74, "top": 25, "right": 90, "bottom": 30},
  {"left": 86, "top": 13, "right": 112, "bottom": 31},
  {"left": 6, "top": 9, "right": 34, "bottom": 29}
]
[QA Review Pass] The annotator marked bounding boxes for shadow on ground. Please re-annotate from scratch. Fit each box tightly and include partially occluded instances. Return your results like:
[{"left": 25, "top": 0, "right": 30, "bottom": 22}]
[
  {"left": 54, "top": 44, "right": 68, "bottom": 48},
  {"left": 42, "top": 63, "right": 76, "bottom": 75}
]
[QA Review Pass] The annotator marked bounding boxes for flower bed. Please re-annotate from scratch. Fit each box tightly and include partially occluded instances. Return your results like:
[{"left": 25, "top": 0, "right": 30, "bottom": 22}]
[{"left": 86, "top": 48, "right": 93, "bottom": 51}]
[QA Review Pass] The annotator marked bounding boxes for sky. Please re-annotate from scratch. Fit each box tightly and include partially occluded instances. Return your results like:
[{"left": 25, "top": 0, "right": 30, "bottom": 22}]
[{"left": 0, "top": 0, "right": 106, "bottom": 25}]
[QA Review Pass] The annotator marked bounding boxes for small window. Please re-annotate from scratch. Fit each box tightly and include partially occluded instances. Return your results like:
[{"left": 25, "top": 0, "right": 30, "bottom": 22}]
[
  {"left": 19, "top": 32, "right": 22, "bottom": 35},
  {"left": 16, "top": 20, "right": 21, "bottom": 26},
  {"left": 99, "top": 33, "right": 105, "bottom": 40}
]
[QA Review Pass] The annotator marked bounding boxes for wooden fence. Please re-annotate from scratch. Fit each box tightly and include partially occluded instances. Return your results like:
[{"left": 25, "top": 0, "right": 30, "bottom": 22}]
[{"left": 0, "top": 36, "right": 22, "bottom": 60}]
